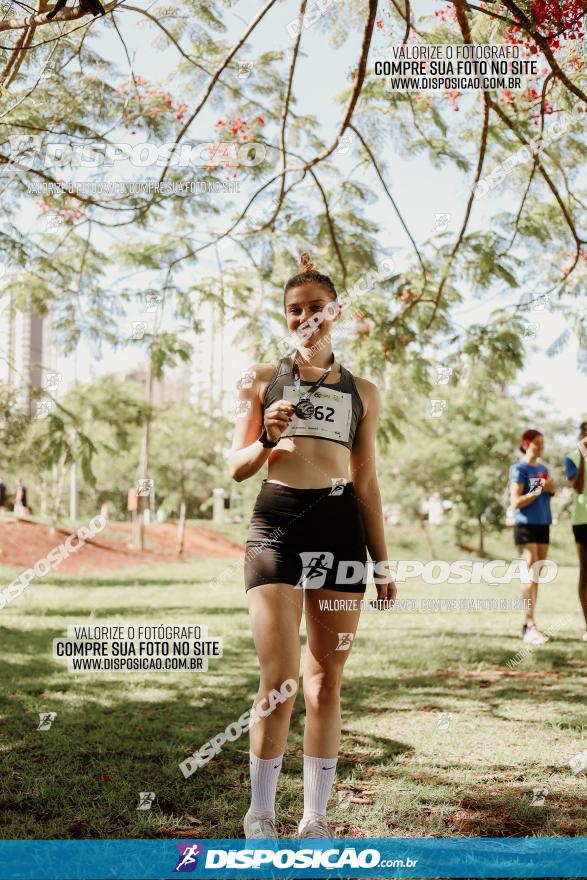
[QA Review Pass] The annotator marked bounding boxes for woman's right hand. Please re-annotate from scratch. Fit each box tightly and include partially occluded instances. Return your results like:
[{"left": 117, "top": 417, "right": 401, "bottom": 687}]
[
  {"left": 528, "top": 481, "right": 543, "bottom": 497},
  {"left": 264, "top": 399, "right": 295, "bottom": 443}
]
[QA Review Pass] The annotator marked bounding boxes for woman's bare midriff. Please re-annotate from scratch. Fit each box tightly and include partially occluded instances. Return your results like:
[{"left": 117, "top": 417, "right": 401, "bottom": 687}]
[{"left": 267, "top": 436, "right": 351, "bottom": 488}]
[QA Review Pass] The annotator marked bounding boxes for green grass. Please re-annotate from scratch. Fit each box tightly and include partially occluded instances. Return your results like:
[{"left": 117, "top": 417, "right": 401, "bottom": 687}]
[
  {"left": 0, "top": 534, "right": 586, "bottom": 842},
  {"left": 201, "top": 518, "right": 580, "bottom": 566}
]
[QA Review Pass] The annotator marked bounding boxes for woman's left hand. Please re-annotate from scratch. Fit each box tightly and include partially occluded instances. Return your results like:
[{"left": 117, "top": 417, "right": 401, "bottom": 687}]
[{"left": 370, "top": 578, "right": 397, "bottom": 610}]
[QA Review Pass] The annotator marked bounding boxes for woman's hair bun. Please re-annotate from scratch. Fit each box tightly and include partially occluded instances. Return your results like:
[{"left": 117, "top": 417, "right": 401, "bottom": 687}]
[
  {"left": 284, "top": 251, "right": 337, "bottom": 303},
  {"left": 299, "top": 252, "right": 317, "bottom": 273}
]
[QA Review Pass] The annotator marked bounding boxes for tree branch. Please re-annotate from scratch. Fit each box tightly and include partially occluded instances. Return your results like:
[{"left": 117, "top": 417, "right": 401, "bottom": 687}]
[
  {"left": 177, "top": 1, "right": 379, "bottom": 252},
  {"left": 272, "top": 0, "right": 307, "bottom": 228},
  {"left": 497, "top": 71, "right": 555, "bottom": 257},
  {"left": 0, "top": 0, "right": 114, "bottom": 32},
  {"left": 303, "top": 0, "right": 378, "bottom": 173},
  {"left": 425, "top": 0, "right": 491, "bottom": 332},
  {"left": 158, "top": 0, "right": 280, "bottom": 184},
  {"left": 349, "top": 122, "right": 428, "bottom": 279},
  {"left": 308, "top": 167, "right": 347, "bottom": 288},
  {"left": 498, "top": 0, "right": 587, "bottom": 104},
  {"left": 488, "top": 97, "right": 584, "bottom": 247},
  {"left": 121, "top": 3, "right": 279, "bottom": 122}
]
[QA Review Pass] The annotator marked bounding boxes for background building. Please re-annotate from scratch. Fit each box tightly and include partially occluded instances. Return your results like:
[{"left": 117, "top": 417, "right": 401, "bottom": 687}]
[
  {"left": 122, "top": 361, "right": 192, "bottom": 406},
  {"left": 0, "top": 293, "right": 53, "bottom": 414},
  {"left": 190, "top": 298, "right": 251, "bottom": 415}
]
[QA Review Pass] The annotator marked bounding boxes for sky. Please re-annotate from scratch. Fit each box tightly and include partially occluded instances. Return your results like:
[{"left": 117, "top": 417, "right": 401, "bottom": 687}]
[{"left": 14, "top": 0, "right": 587, "bottom": 424}]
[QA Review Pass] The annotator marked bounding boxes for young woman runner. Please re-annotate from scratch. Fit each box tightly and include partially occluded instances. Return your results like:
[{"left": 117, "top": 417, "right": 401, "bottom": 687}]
[
  {"left": 563, "top": 421, "right": 587, "bottom": 641},
  {"left": 510, "top": 429, "right": 556, "bottom": 645},
  {"left": 228, "top": 253, "right": 396, "bottom": 839}
]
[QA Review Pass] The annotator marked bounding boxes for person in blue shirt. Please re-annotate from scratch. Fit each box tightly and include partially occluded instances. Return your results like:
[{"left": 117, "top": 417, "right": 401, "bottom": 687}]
[
  {"left": 563, "top": 421, "right": 587, "bottom": 642},
  {"left": 510, "top": 429, "right": 556, "bottom": 645}
]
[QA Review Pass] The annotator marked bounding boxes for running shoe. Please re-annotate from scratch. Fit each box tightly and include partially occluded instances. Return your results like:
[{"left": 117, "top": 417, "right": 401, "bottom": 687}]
[
  {"left": 522, "top": 624, "right": 548, "bottom": 645},
  {"left": 243, "top": 809, "right": 278, "bottom": 839},
  {"left": 298, "top": 812, "right": 334, "bottom": 838}
]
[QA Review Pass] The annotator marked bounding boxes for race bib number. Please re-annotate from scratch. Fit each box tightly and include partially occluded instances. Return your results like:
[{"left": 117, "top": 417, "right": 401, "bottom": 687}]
[{"left": 282, "top": 385, "right": 352, "bottom": 443}]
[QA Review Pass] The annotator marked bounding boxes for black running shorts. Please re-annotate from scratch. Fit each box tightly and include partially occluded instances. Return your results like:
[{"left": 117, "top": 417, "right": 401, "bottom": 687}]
[
  {"left": 514, "top": 523, "right": 550, "bottom": 547},
  {"left": 244, "top": 480, "right": 368, "bottom": 593},
  {"left": 572, "top": 524, "right": 587, "bottom": 546}
]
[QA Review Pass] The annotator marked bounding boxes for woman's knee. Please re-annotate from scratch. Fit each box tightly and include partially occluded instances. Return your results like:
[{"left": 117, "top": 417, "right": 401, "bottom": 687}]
[
  {"left": 303, "top": 669, "right": 342, "bottom": 711},
  {"left": 257, "top": 672, "right": 300, "bottom": 707}
]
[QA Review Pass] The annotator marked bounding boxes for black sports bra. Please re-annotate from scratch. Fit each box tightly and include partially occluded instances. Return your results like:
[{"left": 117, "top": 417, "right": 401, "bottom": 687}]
[{"left": 263, "top": 356, "right": 364, "bottom": 451}]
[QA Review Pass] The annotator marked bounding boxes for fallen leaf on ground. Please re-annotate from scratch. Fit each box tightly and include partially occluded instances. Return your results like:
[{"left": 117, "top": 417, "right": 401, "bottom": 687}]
[
  {"left": 335, "top": 783, "right": 375, "bottom": 793},
  {"left": 350, "top": 794, "right": 374, "bottom": 804}
]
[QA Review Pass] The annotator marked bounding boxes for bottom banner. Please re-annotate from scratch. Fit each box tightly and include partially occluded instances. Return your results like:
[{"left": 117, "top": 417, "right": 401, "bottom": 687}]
[{"left": 1, "top": 838, "right": 586, "bottom": 879}]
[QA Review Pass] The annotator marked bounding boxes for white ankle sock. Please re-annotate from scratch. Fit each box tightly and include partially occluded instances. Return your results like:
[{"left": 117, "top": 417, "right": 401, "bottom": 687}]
[
  {"left": 303, "top": 755, "right": 338, "bottom": 818},
  {"left": 249, "top": 752, "right": 283, "bottom": 815}
]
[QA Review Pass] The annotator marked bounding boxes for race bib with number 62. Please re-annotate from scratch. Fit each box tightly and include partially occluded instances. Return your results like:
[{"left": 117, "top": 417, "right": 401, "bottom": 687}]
[{"left": 281, "top": 385, "right": 352, "bottom": 444}]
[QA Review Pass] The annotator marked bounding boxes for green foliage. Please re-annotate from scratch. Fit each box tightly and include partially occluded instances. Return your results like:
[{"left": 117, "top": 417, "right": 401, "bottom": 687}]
[
  {"left": 0, "top": 0, "right": 584, "bottom": 524},
  {"left": 0, "top": 384, "right": 29, "bottom": 472},
  {"left": 150, "top": 403, "right": 232, "bottom": 516},
  {"left": 150, "top": 332, "right": 193, "bottom": 381},
  {"left": 377, "top": 364, "right": 570, "bottom": 551}
]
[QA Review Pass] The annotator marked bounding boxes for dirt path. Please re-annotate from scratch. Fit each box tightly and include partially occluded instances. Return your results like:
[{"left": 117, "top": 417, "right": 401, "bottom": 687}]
[{"left": 0, "top": 517, "right": 243, "bottom": 574}]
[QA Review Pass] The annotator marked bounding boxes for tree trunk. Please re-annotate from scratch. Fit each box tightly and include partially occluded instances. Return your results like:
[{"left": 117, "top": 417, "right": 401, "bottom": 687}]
[
  {"left": 50, "top": 454, "right": 67, "bottom": 535},
  {"left": 177, "top": 498, "right": 186, "bottom": 557},
  {"left": 477, "top": 515, "right": 485, "bottom": 557},
  {"left": 40, "top": 471, "right": 47, "bottom": 520},
  {"left": 421, "top": 522, "right": 436, "bottom": 559},
  {"left": 133, "top": 355, "right": 153, "bottom": 551},
  {"left": 69, "top": 429, "right": 77, "bottom": 521}
]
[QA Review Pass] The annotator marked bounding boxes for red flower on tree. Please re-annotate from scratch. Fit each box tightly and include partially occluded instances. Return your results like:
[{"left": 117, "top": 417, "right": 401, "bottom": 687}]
[
  {"left": 507, "top": 0, "right": 586, "bottom": 50},
  {"left": 208, "top": 115, "right": 266, "bottom": 176},
  {"left": 116, "top": 79, "right": 188, "bottom": 125},
  {"left": 37, "top": 194, "right": 85, "bottom": 225}
]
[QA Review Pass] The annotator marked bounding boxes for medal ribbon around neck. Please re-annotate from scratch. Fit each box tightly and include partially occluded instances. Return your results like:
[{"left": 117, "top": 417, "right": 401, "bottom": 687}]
[{"left": 292, "top": 350, "right": 335, "bottom": 420}]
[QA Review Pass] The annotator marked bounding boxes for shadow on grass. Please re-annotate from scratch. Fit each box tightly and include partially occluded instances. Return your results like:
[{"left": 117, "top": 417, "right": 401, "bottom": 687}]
[
  {"left": 340, "top": 667, "right": 586, "bottom": 715},
  {"left": 381, "top": 766, "right": 586, "bottom": 837},
  {"left": 19, "top": 605, "right": 245, "bottom": 617},
  {"left": 23, "top": 577, "right": 220, "bottom": 588},
  {"left": 1, "top": 622, "right": 585, "bottom": 840}
]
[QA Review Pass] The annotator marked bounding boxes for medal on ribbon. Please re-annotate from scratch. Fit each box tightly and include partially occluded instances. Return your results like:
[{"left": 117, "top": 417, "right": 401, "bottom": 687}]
[
  {"left": 292, "top": 350, "right": 335, "bottom": 420},
  {"left": 294, "top": 396, "right": 315, "bottom": 420}
]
